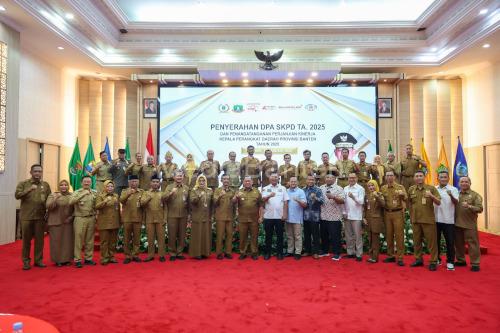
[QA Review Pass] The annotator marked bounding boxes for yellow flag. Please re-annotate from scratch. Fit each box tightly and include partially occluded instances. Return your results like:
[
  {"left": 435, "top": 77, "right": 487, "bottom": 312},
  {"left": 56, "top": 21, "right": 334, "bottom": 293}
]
[
  {"left": 435, "top": 136, "right": 450, "bottom": 184},
  {"left": 420, "top": 138, "right": 432, "bottom": 185}
]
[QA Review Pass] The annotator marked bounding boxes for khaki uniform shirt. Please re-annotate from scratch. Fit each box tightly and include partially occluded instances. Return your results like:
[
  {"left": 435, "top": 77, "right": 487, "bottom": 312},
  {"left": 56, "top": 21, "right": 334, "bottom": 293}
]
[
  {"left": 408, "top": 184, "right": 440, "bottom": 224},
  {"left": 139, "top": 165, "right": 158, "bottom": 190},
  {"left": 456, "top": 190, "right": 483, "bottom": 229},
  {"left": 335, "top": 159, "right": 357, "bottom": 179},
  {"left": 237, "top": 188, "right": 262, "bottom": 223},
  {"left": 364, "top": 192, "right": 385, "bottom": 219},
  {"left": 357, "top": 162, "right": 377, "bottom": 184},
  {"left": 240, "top": 156, "right": 260, "bottom": 186},
  {"left": 46, "top": 192, "right": 74, "bottom": 226},
  {"left": 140, "top": 190, "right": 165, "bottom": 224},
  {"left": 260, "top": 159, "right": 279, "bottom": 187},
  {"left": 384, "top": 161, "right": 401, "bottom": 179},
  {"left": 15, "top": 179, "right": 52, "bottom": 220},
  {"left": 125, "top": 162, "right": 142, "bottom": 178},
  {"left": 278, "top": 164, "right": 297, "bottom": 188},
  {"left": 380, "top": 183, "right": 407, "bottom": 210},
  {"left": 94, "top": 162, "right": 112, "bottom": 181},
  {"left": 298, "top": 160, "right": 317, "bottom": 187},
  {"left": 213, "top": 187, "right": 235, "bottom": 221},
  {"left": 69, "top": 188, "right": 97, "bottom": 217},
  {"left": 222, "top": 161, "right": 241, "bottom": 188},
  {"left": 316, "top": 163, "right": 338, "bottom": 186},
  {"left": 189, "top": 187, "right": 213, "bottom": 223},
  {"left": 163, "top": 183, "right": 190, "bottom": 218},
  {"left": 95, "top": 193, "right": 121, "bottom": 229},
  {"left": 401, "top": 155, "right": 423, "bottom": 177},
  {"left": 200, "top": 160, "right": 221, "bottom": 188},
  {"left": 159, "top": 162, "right": 178, "bottom": 184},
  {"left": 120, "top": 188, "right": 145, "bottom": 223}
]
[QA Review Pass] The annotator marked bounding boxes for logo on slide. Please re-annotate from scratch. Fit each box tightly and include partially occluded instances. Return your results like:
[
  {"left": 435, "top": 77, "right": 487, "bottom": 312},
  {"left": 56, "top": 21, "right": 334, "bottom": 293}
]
[
  {"left": 304, "top": 104, "right": 317, "bottom": 111},
  {"left": 232, "top": 104, "right": 244, "bottom": 112},
  {"left": 219, "top": 104, "right": 230, "bottom": 112}
]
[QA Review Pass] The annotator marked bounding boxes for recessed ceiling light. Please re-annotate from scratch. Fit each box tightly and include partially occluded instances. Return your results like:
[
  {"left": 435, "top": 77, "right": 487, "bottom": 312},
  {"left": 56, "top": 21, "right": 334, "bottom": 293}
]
[
  {"left": 222, "top": 79, "right": 228, "bottom": 83},
  {"left": 219, "top": 72, "right": 226, "bottom": 77},
  {"left": 57, "top": 46, "right": 64, "bottom": 50},
  {"left": 482, "top": 43, "right": 490, "bottom": 48},
  {"left": 242, "top": 72, "right": 248, "bottom": 77},
  {"left": 0, "top": 5, "right": 6, "bottom": 11},
  {"left": 149, "top": 80, "right": 153, "bottom": 83},
  {"left": 288, "top": 72, "right": 294, "bottom": 77},
  {"left": 179, "top": 80, "right": 183, "bottom": 83},
  {"left": 383, "top": 79, "right": 387, "bottom": 82},
  {"left": 353, "top": 79, "right": 357, "bottom": 82},
  {"left": 311, "top": 72, "right": 318, "bottom": 77},
  {"left": 265, "top": 79, "right": 269, "bottom": 83},
  {"left": 242, "top": 79, "right": 249, "bottom": 83},
  {"left": 479, "top": 9, "right": 488, "bottom": 15},
  {"left": 285, "top": 79, "right": 292, "bottom": 84},
  {"left": 307, "top": 79, "right": 313, "bottom": 83},
  {"left": 65, "top": 13, "right": 74, "bottom": 20},
  {"left": 431, "top": 47, "right": 438, "bottom": 52}
]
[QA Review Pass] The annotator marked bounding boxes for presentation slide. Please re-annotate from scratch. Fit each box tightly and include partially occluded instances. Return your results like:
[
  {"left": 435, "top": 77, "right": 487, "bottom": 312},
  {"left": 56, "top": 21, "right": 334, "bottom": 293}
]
[{"left": 159, "top": 87, "right": 376, "bottom": 165}]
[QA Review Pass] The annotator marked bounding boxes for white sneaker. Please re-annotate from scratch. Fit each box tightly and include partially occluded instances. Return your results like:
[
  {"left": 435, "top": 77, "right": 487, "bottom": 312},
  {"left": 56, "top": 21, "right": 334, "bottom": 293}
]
[
  {"left": 319, "top": 253, "right": 329, "bottom": 258},
  {"left": 331, "top": 255, "right": 341, "bottom": 261},
  {"left": 446, "top": 263, "right": 455, "bottom": 271}
]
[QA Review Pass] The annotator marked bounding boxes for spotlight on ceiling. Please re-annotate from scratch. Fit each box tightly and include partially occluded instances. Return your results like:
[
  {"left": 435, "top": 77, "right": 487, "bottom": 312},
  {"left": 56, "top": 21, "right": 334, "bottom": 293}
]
[
  {"left": 482, "top": 43, "right": 491, "bottom": 48},
  {"left": 479, "top": 9, "right": 488, "bottom": 15},
  {"left": 57, "top": 46, "right": 64, "bottom": 50},
  {"left": 0, "top": 5, "right": 6, "bottom": 11},
  {"left": 307, "top": 79, "right": 313, "bottom": 83},
  {"left": 285, "top": 79, "right": 292, "bottom": 84},
  {"left": 219, "top": 72, "right": 226, "bottom": 77},
  {"left": 311, "top": 72, "right": 318, "bottom": 77},
  {"left": 242, "top": 79, "right": 249, "bottom": 83},
  {"left": 242, "top": 72, "right": 248, "bottom": 77},
  {"left": 65, "top": 13, "right": 74, "bottom": 20}
]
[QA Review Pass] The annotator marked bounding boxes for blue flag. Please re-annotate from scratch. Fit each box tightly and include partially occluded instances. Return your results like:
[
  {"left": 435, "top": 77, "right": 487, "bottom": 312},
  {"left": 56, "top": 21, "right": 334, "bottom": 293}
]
[
  {"left": 453, "top": 137, "right": 468, "bottom": 189},
  {"left": 104, "top": 137, "right": 112, "bottom": 161}
]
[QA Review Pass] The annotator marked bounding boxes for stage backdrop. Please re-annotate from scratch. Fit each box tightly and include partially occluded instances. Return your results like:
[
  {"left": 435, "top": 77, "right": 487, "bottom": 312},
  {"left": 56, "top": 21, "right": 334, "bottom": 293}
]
[{"left": 159, "top": 87, "right": 376, "bottom": 164}]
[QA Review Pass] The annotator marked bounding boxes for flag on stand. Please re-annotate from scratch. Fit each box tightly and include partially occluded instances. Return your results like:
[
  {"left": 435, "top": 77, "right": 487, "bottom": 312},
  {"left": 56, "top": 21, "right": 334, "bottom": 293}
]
[
  {"left": 144, "top": 123, "right": 155, "bottom": 163},
  {"left": 435, "top": 136, "right": 450, "bottom": 184},
  {"left": 125, "top": 137, "right": 132, "bottom": 161},
  {"left": 83, "top": 137, "right": 96, "bottom": 189},
  {"left": 104, "top": 136, "right": 112, "bottom": 161},
  {"left": 68, "top": 138, "right": 83, "bottom": 190},
  {"left": 453, "top": 136, "right": 468, "bottom": 189},
  {"left": 388, "top": 140, "right": 393, "bottom": 153},
  {"left": 420, "top": 138, "right": 432, "bottom": 185}
]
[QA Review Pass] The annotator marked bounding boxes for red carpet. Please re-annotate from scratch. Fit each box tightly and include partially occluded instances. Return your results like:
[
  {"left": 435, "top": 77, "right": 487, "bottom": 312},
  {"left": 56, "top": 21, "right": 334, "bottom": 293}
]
[{"left": 1, "top": 233, "right": 499, "bottom": 333}]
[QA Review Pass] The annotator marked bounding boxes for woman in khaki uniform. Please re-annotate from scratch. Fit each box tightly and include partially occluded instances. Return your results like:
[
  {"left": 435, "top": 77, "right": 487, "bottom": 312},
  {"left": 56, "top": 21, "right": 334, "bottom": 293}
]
[
  {"left": 364, "top": 180, "right": 385, "bottom": 263},
  {"left": 46, "top": 180, "right": 74, "bottom": 267},
  {"left": 189, "top": 175, "right": 213, "bottom": 259},
  {"left": 181, "top": 153, "right": 199, "bottom": 188},
  {"left": 95, "top": 180, "right": 121, "bottom": 265}
]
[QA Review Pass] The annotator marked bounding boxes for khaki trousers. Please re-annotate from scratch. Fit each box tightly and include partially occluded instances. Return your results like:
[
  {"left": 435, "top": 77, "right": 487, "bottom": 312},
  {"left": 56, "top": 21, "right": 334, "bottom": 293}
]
[
  {"left": 21, "top": 219, "right": 45, "bottom": 264},
  {"left": 368, "top": 232, "right": 381, "bottom": 260},
  {"left": 74, "top": 216, "right": 95, "bottom": 261},
  {"left": 239, "top": 222, "right": 259, "bottom": 255},
  {"left": 215, "top": 220, "right": 233, "bottom": 255},
  {"left": 146, "top": 223, "right": 166, "bottom": 258},
  {"left": 285, "top": 222, "right": 303, "bottom": 255},
  {"left": 167, "top": 217, "right": 187, "bottom": 256},
  {"left": 413, "top": 223, "right": 438, "bottom": 263},
  {"left": 123, "top": 222, "right": 142, "bottom": 258},
  {"left": 455, "top": 226, "right": 480, "bottom": 266},
  {"left": 344, "top": 219, "right": 363, "bottom": 257},
  {"left": 384, "top": 211, "right": 405, "bottom": 260},
  {"left": 99, "top": 229, "right": 118, "bottom": 263}
]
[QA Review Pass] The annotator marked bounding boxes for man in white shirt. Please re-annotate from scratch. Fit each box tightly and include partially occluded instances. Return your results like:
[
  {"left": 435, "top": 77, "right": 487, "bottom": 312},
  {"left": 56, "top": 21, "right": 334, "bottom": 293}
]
[
  {"left": 343, "top": 173, "right": 365, "bottom": 261},
  {"left": 262, "top": 173, "right": 289, "bottom": 260},
  {"left": 320, "top": 173, "right": 346, "bottom": 261},
  {"left": 434, "top": 170, "right": 459, "bottom": 271}
]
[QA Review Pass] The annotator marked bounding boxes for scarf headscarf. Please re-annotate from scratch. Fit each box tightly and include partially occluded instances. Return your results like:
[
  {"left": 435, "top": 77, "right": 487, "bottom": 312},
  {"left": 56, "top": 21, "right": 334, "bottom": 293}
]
[
  {"left": 367, "top": 179, "right": 380, "bottom": 192},
  {"left": 58, "top": 179, "right": 70, "bottom": 194},
  {"left": 183, "top": 153, "right": 197, "bottom": 184},
  {"left": 194, "top": 174, "right": 207, "bottom": 190},
  {"left": 103, "top": 180, "right": 114, "bottom": 194}
]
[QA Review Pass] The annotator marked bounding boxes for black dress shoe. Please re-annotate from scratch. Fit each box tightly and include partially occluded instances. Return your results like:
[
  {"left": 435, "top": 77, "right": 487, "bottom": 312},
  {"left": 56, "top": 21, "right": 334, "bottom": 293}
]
[
  {"left": 159, "top": 256, "right": 166, "bottom": 262},
  {"left": 367, "top": 258, "right": 377, "bottom": 263},
  {"left": 201, "top": 255, "right": 208, "bottom": 259},
  {"left": 23, "top": 262, "right": 31, "bottom": 270},
  {"left": 217, "top": 254, "right": 224, "bottom": 260},
  {"left": 355, "top": 256, "right": 362, "bottom": 262},
  {"left": 429, "top": 263, "right": 437, "bottom": 271},
  {"left": 264, "top": 254, "right": 271, "bottom": 260},
  {"left": 277, "top": 254, "right": 284, "bottom": 260},
  {"left": 75, "top": 261, "right": 83, "bottom": 268},
  {"left": 194, "top": 256, "right": 202, "bottom": 260},
  {"left": 123, "top": 258, "right": 131, "bottom": 264},
  {"left": 410, "top": 260, "right": 424, "bottom": 267},
  {"left": 56, "top": 263, "right": 63, "bottom": 267},
  {"left": 342, "top": 254, "right": 356, "bottom": 259},
  {"left": 251, "top": 255, "right": 259, "bottom": 260},
  {"left": 239, "top": 254, "right": 247, "bottom": 260},
  {"left": 454, "top": 261, "right": 467, "bottom": 267},
  {"left": 284, "top": 253, "right": 293, "bottom": 257},
  {"left": 176, "top": 255, "right": 186, "bottom": 260},
  {"left": 397, "top": 260, "right": 405, "bottom": 266},
  {"left": 132, "top": 257, "right": 142, "bottom": 263},
  {"left": 64, "top": 262, "right": 72, "bottom": 266},
  {"left": 383, "top": 257, "right": 396, "bottom": 263},
  {"left": 109, "top": 259, "right": 118, "bottom": 264},
  {"left": 101, "top": 261, "right": 108, "bottom": 266},
  {"left": 84, "top": 260, "right": 97, "bottom": 266},
  {"left": 143, "top": 257, "right": 154, "bottom": 262},
  {"left": 294, "top": 254, "right": 301, "bottom": 260},
  {"left": 471, "top": 265, "right": 480, "bottom": 272},
  {"left": 224, "top": 254, "right": 233, "bottom": 259},
  {"left": 169, "top": 256, "right": 176, "bottom": 262},
  {"left": 34, "top": 262, "right": 47, "bottom": 268}
]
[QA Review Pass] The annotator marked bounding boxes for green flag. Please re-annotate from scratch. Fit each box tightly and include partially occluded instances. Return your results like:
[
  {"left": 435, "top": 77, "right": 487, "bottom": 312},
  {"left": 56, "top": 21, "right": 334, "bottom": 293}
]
[
  {"left": 388, "top": 140, "right": 393, "bottom": 153},
  {"left": 125, "top": 137, "right": 131, "bottom": 161},
  {"left": 83, "top": 137, "right": 96, "bottom": 189},
  {"left": 68, "top": 138, "right": 83, "bottom": 191}
]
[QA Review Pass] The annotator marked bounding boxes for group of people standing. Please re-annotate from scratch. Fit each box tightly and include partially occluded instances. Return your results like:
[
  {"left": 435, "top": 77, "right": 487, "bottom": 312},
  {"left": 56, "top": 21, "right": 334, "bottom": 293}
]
[{"left": 15, "top": 143, "right": 483, "bottom": 272}]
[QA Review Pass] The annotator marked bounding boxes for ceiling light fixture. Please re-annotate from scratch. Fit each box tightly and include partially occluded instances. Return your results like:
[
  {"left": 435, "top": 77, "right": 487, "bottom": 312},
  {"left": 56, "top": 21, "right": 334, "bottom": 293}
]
[
  {"left": 479, "top": 9, "right": 488, "bottom": 15},
  {"left": 383, "top": 79, "right": 387, "bottom": 82},
  {"left": 353, "top": 80, "right": 357, "bottom": 82},
  {"left": 57, "top": 46, "right": 64, "bottom": 50},
  {"left": 285, "top": 79, "right": 292, "bottom": 84},
  {"left": 307, "top": 79, "right": 313, "bottom": 83},
  {"left": 219, "top": 72, "right": 226, "bottom": 77},
  {"left": 179, "top": 80, "right": 183, "bottom": 83},
  {"left": 482, "top": 43, "right": 490, "bottom": 48},
  {"left": 0, "top": 5, "right": 6, "bottom": 11},
  {"left": 431, "top": 47, "right": 438, "bottom": 52},
  {"left": 288, "top": 72, "right": 294, "bottom": 77},
  {"left": 242, "top": 79, "right": 249, "bottom": 83},
  {"left": 311, "top": 72, "right": 318, "bottom": 77},
  {"left": 65, "top": 13, "right": 74, "bottom": 20},
  {"left": 242, "top": 72, "right": 248, "bottom": 77},
  {"left": 265, "top": 79, "right": 269, "bottom": 83},
  {"left": 222, "top": 79, "right": 228, "bottom": 83},
  {"left": 149, "top": 80, "right": 153, "bottom": 83}
]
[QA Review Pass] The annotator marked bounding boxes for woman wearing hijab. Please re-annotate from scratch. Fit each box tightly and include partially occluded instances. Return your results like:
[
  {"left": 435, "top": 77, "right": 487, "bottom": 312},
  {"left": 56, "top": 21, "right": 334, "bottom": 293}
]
[
  {"left": 46, "top": 180, "right": 74, "bottom": 267},
  {"left": 189, "top": 175, "right": 213, "bottom": 259},
  {"left": 95, "top": 180, "right": 121, "bottom": 265},
  {"left": 364, "top": 179, "right": 385, "bottom": 263},
  {"left": 182, "top": 153, "right": 199, "bottom": 188},
  {"left": 373, "top": 155, "right": 386, "bottom": 186}
]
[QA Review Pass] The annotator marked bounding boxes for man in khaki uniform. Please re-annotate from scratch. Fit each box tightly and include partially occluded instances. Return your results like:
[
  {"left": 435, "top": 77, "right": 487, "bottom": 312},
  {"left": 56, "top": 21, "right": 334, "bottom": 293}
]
[
  {"left": 335, "top": 148, "right": 358, "bottom": 188},
  {"left": 384, "top": 152, "right": 401, "bottom": 181},
  {"left": 158, "top": 151, "right": 178, "bottom": 191},
  {"left": 455, "top": 176, "right": 483, "bottom": 272},
  {"left": 163, "top": 170, "right": 190, "bottom": 261},
  {"left": 298, "top": 149, "right": 317, "bottom": 188},
  {"left": 15, "top": 164, "right": 52, "bottom": 270},
  {"left": 356, "top": 151, "right": 378, "bottom": 191},
  {"left": 214, "top": 175, "right": 236, "bottom": 259},
  {"left": 120, "top": 175, "right": 144, "bottom": 264},
  {"left": 199, "top": 149, "right": 221, "bottom": 190},
  {"left": 95, "top": 180, "right": 121, "bottom": 265},
  {"left": 278, "top": 154, "right": 297, "bottom": 188},
  {"left": 234, "top": 176, "right": 263, "bottom": 260},
  {"left": 141, "top": 176, "right": 166, "bottom": 262},
  {"left": 125, "top": 153, "right": 143, "bottom": 181},
  {"left": 400, "top": 144, "right": 427, "bottom": 192},
  {"left": 69, "top": 175, "right": 97, "bottom": 268},
  {"left": 139, "top": 155, "right": 158, "bottom": 190},
  {"left": 222, "top": 151, "right": 241, "bottom": 191},
  {"left": 408, "top": 170, "right": 441, "bottom": 271},
  {"left": 380, "top": 170, "right": 407, "bottom": 266},
  {"left": 240, "top": 145, "right": 261, "bottom": 187},
  {"left": 92, "top": 151, "right": 113, "bottom": 193},
  {"left": 316, "top": 152, "right": 338, "bottom": 186},
  {"left": 260, "top": 149, "right": 279, "bottom": 188}
]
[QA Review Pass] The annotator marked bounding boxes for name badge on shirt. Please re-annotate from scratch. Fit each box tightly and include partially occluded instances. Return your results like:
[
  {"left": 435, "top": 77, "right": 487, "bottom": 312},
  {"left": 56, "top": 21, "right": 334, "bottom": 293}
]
[
  {"left": 367, "top": 204, "right": 371, "bottom": 210},
  {"left": 136, "top": 200, "right": 141, "bottom": 208},
  {"left": 393, "top": 199, "right": 398, "bottom": 206},
  {"left": 267, "top": 189, "right": 272, "bottom": 193},
  {"left": 421, "top": 197, "right": 426, "bottom": 205}
]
